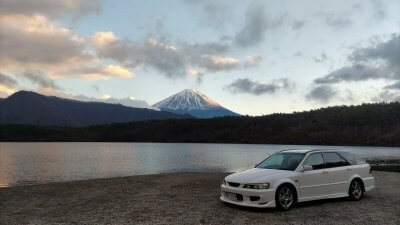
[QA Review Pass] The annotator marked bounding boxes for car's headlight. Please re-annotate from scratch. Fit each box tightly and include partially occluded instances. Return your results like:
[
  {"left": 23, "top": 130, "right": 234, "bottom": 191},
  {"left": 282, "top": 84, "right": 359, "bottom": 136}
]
[{"left": 243, "top": 183, "right": 270, "bottom": 189}]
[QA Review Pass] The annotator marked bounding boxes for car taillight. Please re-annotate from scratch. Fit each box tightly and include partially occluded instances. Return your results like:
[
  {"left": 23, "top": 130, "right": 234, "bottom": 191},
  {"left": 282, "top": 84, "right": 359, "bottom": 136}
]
[{"left": 369, "top": 167, "right": 372, "bottom": 174}]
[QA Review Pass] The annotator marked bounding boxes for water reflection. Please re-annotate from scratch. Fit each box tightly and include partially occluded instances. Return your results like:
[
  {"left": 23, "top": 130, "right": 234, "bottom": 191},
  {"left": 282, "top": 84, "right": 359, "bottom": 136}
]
[{"left": 0, "top": 142, "right": 399, "bottom": 187}]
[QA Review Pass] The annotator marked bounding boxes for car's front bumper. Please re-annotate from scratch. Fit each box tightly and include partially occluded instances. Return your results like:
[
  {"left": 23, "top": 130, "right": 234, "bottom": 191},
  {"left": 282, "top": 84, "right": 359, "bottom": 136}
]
[{"left": 220, "top": 184, "right": 276, "bottom": 208}]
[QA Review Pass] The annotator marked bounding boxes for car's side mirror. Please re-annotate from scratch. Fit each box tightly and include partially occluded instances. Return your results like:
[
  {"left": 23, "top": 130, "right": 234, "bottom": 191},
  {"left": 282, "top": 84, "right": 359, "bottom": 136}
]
[
  {"left": 254, "top": 164, "right": 258, "bottom": 168},
  {"left": 301, "top": 165, "right": 313, "bottom": 172}
]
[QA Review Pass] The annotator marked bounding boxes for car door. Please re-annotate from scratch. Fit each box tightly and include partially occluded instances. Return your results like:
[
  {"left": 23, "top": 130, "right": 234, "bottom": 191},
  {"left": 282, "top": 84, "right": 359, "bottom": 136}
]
[
  {"left": 298, "top": 153, "right": 330, "bottom": 201},
  {"left": 322, "top": 152, "right": 349, "bottom": 195}
]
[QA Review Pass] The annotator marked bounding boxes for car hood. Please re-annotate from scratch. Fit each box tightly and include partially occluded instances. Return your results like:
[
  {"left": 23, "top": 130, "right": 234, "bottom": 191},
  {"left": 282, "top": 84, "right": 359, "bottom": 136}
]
[{"left": 225, "top": 168, "right": 296, "bottom": 184}]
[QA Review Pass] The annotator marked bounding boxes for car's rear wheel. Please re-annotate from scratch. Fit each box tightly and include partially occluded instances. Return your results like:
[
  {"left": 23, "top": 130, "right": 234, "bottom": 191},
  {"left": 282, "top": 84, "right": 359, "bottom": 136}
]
[
  {"left": 349, "top": 179, "right": 363, "bottom": 200},
  {"left": 275, "top": 185, "right": 296, "bottom": 210}
]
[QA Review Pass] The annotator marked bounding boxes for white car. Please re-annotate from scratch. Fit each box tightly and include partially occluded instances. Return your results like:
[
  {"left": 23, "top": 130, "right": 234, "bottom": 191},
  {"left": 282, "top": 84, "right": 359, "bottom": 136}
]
[{"left": 220, "top": 149, "right": 375, "bottom": 210}]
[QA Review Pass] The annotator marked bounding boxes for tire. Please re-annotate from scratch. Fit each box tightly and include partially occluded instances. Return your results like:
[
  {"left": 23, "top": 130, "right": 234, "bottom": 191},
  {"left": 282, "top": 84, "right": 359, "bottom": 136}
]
[
  {"left": 275, "top": 185, "right": 296, "bottom": 210},
  {"left": 349, "top": 179, "right": 363, "bottom": 201}
]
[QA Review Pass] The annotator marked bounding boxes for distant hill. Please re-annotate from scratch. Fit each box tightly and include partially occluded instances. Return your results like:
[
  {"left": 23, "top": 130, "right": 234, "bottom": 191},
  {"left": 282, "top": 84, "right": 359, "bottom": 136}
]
[
  {"left": 0, "top": 91, "right": 192, "bottom": 126},
  {"left": 152, "top": 89, "right": 239, "bottom": 118},
  {"left": 1, "top": 102, "right": 399, "bottom": 146}
]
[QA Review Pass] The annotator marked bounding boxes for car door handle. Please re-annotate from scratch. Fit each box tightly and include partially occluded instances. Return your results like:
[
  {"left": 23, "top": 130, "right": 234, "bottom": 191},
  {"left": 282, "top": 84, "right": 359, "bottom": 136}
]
[
  {"left": 346, "top": 168, "right": 352, "bottom": 171},
  {"left": 322, "top": 171, "right": 328, "bottom": 174}
]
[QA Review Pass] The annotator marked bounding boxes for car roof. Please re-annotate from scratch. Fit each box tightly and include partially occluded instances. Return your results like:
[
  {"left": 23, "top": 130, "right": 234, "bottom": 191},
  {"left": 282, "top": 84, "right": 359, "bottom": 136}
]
[{"left": 280, "top": 149, "right": 346, "bottom": 154}]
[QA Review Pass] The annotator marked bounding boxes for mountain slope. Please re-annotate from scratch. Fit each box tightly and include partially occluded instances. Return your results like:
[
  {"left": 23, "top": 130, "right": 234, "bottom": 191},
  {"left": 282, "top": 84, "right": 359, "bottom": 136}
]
[
  {"left": 0, "top": 91, "right": 192, "bottom": 126},
  {"left": 152, "top": 89, "right": 239, "bottom": 118}
]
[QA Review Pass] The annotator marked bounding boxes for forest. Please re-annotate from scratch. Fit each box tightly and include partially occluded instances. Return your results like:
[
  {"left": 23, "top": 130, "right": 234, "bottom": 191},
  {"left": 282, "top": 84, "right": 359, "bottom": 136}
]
[{"left": 1, "top": 102, "right": 399, "bottom": 147}]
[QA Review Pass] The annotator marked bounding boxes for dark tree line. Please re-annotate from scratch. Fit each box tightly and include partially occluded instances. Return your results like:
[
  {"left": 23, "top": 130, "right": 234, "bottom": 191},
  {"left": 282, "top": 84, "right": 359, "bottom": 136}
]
[{"left": 1, "top": 102, "right": 400, "bottom": 147}]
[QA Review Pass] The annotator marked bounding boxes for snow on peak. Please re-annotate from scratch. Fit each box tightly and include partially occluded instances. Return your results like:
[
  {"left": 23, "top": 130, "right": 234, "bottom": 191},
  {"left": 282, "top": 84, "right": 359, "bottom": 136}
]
[{"left": 152, "top": 89, "right": 224, "bottom": 111}]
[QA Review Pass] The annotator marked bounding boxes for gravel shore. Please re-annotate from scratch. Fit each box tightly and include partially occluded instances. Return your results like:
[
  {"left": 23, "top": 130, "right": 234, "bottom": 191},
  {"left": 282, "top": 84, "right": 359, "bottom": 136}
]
[{"left": 1, "top": 171, "right": 399, "bottom": 225}]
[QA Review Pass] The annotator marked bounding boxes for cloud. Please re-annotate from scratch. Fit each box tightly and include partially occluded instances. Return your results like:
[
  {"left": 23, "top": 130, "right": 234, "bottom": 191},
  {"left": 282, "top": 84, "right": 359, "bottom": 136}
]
[
  {"left": 102, "top": 65, "right": 135, "bottom": 78},
  {"left": 0, "top": 0, "right": 138, "bottom": 97},
  {"left": 314, "top": 64, "right": 386, "bottom": 84},
  {"left": 187, "top": 69, "right": 204, "bottom": 83},
  {"left": 234, "top": 3, "right": 284, "bottom": 48},
  {"left": 182, "top": 40, "right": 231, "bottom": 56},
  {"left": 325, "top": 16, "right": 353, "bottom": 29},
  {"left": 244, "top": 55, "right": 263, "bottom": 67},
  {"left": 312, "top": 53, "right": 329, "bottom": 63},
  {"left": 0, "top": 0, "right": 101, "bottom": 19},
  {"left": 0, "top": 15, "right": 135, "bottom": 82},
  {"left": 23, "top": 72, "right": 61, "bottom": 90},
  {"left": 306, "top": 85, "right": 337, "bottom": 103},
  {"left": 74, "top": 65, "right": 135, "bottom": 80},
  {"left": 225, "top": 78, "right": 294, "bottom": 95},
  {"left": 373, "top": 90, "right": 400, "bottom": 103},
  {"left": 368, "top": 0, "right": 387, "bottom": 21},
  {"left": 349, "top": 34, "right": 400, "bottom": 78},
  {"left": 0, "top": 85, "right": 17, "bottom": 97},
  {"left": 198, "top": 55, "right": 240, "bottom": 72},
  {"left": 91, "top": 84, "right": 100, "bottom": 92},
  {"left": 185, "top": 1, "right": 284, "bottom": 49},
  {"left": 187, "top": 69, "right": 203, "bottom": 78},
  {"left": 74, "top": 95, "right": 150, "bottom": 108},
  {"left": 91, "top": 32, "right": 132, "bottom": 63},
  {"left": 93, "top": 35, "right": 186, "bottom": 78},
  {"left": 0, "top": 14, "right": 95, "bottom": 72},
  {"left": 293, "top": 51, "right": 303, "bottom": 57},
  {"left": 0, "top": 73, "right": 19, "bottom": 97},
  {"left": 0, "top": 73, "right": 17, "bottom": 87},
  {"left": 384, "top": 81, "right": 400, "bottom": 90},
  {"left": 292, "top": 20, "right": 305, "bottom": 30},
  {"left": 183, "top": 0, "right": 238, "bottom": 29},
  {"left": 92, "top": 31, "right": 241, "bottom": 78},
  {"left": 315, "top": 11, "right": 353, "bottom": 30},
  {"left": 91, "top": 31, "right": 119, "bottom": 48},
  {"left": 0, "top": 1, "right": 134, "bottom": 89},
  {"left": 314, "top": 34, "right": 400, "bottom": 84}
]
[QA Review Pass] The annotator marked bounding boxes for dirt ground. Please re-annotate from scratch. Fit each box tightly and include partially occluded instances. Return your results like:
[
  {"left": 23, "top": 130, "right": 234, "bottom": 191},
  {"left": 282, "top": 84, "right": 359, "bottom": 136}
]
[{"left": 1, "top": 171, "right": 399, "bottom": 225}]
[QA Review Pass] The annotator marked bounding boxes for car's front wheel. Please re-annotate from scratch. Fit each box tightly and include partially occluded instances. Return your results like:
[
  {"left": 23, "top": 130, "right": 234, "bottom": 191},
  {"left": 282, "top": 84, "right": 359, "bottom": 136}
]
[
  {"left": 349, "top": 179, "right": 363, "bottom": 200},
  {"left": 275, "top": 185, "right": 296, "bottom": 210}
]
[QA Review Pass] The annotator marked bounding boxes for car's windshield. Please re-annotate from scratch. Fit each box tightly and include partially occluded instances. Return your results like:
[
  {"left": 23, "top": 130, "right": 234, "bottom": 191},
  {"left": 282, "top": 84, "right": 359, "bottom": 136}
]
[{"left": 256, "top": 152, "right": 305, "bottom": 171}]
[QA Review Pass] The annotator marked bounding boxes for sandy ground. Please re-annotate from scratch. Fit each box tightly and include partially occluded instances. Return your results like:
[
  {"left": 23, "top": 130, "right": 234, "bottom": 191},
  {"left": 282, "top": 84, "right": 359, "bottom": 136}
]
[{"left": 1, "top": 171, "right": 399, "bottom": 225}]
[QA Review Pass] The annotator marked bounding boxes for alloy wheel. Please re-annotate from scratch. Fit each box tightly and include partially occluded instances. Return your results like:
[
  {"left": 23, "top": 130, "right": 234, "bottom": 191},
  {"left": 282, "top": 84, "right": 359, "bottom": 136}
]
[
  {"left": 278, "top": 186, "right": 294, "bottom": 209},
  {"left": 350, "top": 180, "right": 363, "bottom": 200}
]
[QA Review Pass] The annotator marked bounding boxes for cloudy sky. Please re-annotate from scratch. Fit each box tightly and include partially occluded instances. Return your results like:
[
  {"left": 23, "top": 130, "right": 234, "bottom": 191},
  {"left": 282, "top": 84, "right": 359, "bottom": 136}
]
[{"left": 0, "top": 0, "right": 399, "bottom": 115}]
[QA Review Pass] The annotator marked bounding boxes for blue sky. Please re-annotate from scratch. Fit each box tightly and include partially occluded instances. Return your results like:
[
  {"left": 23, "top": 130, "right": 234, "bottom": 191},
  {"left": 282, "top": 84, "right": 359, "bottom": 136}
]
[{"left": 0, "top": 0, "right": 399, "bottom": 115}]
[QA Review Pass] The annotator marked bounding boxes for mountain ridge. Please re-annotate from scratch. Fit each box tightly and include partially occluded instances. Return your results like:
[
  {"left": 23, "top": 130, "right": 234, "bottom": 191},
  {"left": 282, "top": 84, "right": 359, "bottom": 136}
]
[{"left": 0, "top": 91, "right": 192, "bottom": 127}]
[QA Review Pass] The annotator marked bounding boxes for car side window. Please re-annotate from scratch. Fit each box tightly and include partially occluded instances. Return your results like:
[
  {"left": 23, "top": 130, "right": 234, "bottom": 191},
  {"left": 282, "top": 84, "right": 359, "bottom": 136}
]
[
  {"left": 338, "top": 152, "right": 366, "bottom": 165},
  {"left": 338, "top": 155, "right": 351, "bottom": 166},
  {"left": 322, "top": 152, "right": 346, "bottom": 168},
  {"left": 303, "top": 153, "right": 325, "bottom": 170}
]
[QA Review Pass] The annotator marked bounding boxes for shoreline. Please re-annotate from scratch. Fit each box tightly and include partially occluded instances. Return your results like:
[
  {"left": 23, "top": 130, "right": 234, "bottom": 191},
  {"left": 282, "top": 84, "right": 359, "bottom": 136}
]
[
  {"left": 2, "top": 140, "right": 400, "bottom": 148},
  {"left": 369, "top": 163, "right": 400, "bottom": 172},
  {"left": 1, "top": 171, "right": 400, "bottom": 225},
  {"left": 1, "top": 164, "right": 399, "bottom": 189}
]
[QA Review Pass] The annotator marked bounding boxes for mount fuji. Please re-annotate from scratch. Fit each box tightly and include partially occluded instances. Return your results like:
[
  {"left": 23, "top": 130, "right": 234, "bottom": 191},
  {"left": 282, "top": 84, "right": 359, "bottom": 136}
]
[{"left": 152, "top": 89, "right": 240, "bottom": 118}]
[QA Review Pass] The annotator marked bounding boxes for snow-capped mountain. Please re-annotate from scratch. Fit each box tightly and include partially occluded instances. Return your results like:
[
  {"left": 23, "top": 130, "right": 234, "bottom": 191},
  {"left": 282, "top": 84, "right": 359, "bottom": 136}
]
[{"left": 152, "top": 89, "right": 239, "bottom": 118}]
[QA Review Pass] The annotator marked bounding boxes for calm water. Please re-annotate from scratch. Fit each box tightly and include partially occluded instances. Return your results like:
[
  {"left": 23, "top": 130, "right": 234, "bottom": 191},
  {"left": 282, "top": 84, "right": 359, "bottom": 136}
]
[{"left": 1, "top": 142, "right": 400, "bottom": 187}]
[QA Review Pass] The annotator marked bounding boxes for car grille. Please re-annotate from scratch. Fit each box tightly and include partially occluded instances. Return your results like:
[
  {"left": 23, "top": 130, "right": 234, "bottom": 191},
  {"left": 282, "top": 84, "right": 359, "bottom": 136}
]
[{"left": 228, "top": 182, "right": 240, "bottom": 187}]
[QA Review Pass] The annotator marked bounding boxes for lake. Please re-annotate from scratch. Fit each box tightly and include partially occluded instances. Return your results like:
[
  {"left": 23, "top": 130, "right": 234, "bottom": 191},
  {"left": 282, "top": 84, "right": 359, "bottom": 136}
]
[{"left": 1, "top": 142, "right": 400, "bottom": 187}]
